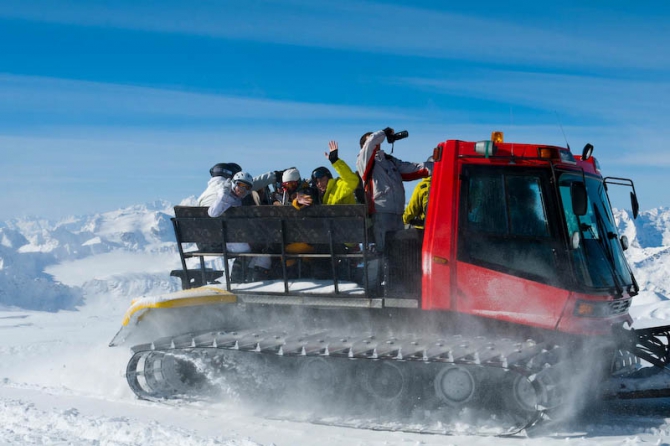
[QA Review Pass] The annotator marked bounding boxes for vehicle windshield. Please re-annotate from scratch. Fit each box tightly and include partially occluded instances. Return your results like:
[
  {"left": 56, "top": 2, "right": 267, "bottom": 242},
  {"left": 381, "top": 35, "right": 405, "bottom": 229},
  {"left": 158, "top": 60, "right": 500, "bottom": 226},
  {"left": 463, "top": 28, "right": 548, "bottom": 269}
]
[{"left": 558, "top": 173, "right": 636, "bottom": 295}]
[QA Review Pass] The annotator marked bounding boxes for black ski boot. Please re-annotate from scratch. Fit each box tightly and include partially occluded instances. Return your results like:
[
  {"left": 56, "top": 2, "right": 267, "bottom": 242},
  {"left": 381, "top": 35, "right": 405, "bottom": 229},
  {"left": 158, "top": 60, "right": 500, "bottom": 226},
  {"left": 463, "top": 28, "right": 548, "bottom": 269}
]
[{"left": 230, "top": 259, "right": 247, "bottom": 283}]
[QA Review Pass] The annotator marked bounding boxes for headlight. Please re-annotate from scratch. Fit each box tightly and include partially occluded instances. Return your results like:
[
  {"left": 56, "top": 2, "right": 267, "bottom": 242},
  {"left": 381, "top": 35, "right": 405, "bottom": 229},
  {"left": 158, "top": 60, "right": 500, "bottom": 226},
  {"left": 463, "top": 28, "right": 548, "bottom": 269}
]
[{"left": 573, "top": 299, "right": 630, "bottom": 317}]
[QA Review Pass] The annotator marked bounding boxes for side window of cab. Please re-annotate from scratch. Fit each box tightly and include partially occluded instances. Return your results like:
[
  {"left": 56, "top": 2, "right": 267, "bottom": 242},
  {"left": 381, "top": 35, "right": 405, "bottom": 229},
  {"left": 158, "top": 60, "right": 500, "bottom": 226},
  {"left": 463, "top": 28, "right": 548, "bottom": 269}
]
[{"left": 458, "top": 166, "right": 557, "bottom": 284}]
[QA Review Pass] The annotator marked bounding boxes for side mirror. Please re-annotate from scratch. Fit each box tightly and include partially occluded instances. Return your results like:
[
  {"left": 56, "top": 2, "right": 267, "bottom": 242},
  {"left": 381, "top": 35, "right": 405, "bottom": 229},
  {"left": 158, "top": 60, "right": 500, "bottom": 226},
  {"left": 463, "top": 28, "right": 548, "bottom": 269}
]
[
  {"left": 582, "top": 143, "right": 593, "bottom": 161},
  {"left": 630, "top": 192, "right": 639, "bottom": 219},
  {"left": 620, "top": 235, "right": 629, "bottom": 251},
  {"left": 571, "top": 183, "right": 588, "bottom": 216}
]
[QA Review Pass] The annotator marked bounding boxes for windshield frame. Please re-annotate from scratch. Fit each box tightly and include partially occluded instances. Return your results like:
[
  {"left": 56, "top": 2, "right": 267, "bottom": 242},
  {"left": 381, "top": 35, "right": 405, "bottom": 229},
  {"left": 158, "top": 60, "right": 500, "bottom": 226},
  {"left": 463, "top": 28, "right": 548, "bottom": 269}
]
[{"left": 557, "top": 171, "right": 637, "bottom": 296}]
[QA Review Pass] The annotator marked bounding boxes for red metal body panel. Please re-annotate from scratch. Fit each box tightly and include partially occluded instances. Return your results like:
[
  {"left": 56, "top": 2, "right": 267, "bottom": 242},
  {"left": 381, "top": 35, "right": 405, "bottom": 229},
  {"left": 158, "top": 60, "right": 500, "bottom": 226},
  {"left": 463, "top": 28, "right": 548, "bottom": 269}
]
[
  {"left": 420, "top": 137, "right": 629, "bottom": 336},
  {"left": 421, "top": 141, "right": 459, "bottom": 311},
  {"left": 454, "top": 261, "right": 569, "bottom": 331}
]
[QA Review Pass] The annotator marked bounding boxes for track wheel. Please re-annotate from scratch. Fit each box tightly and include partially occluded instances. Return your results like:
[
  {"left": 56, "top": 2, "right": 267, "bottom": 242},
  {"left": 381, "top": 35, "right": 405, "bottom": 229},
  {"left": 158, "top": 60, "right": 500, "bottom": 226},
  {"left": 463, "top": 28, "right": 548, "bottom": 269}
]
[
  {"left": 295, "top": 357, "right": 342, "bottom": 399},
  {"left": 361, "top": 361, "right": 409, "bottom": 402},
  {"left": 434, "top": 365, "right": 476, "bottom": 407},
  {"left": 507, "top": 373, "right": 538, "bottom": 413},
  {"left": 160, "top": 352, "right": 210, "bottom": 393}
]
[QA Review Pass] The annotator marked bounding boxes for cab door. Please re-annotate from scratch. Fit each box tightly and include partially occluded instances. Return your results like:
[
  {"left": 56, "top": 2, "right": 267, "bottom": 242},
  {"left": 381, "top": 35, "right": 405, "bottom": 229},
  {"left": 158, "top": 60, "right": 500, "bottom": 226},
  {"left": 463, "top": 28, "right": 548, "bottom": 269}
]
[{"left": 454, "top": 165, "right": 570, "bottom": 329}]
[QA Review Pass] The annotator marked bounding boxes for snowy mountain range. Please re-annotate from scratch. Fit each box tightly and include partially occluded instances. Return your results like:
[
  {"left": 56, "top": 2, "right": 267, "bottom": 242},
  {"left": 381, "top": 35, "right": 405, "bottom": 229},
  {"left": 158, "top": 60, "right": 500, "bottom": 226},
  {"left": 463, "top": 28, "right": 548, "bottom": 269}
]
[
  {"left": 0, "top": 199, "right": 193, "bottom": 311},
  {"left": 0, "top": 200, "right": 668, "bottom": 312}
]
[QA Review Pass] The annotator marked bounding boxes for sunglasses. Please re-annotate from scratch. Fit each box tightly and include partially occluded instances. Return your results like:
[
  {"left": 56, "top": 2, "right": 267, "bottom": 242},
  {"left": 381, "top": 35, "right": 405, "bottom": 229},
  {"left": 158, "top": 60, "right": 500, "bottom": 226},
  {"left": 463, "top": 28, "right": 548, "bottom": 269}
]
[
  {"left": 235, "top": 182, "right": 252, "bottom": 191},
  {"left": 282, "top": 181, "right": 298, "bottom": 188}
]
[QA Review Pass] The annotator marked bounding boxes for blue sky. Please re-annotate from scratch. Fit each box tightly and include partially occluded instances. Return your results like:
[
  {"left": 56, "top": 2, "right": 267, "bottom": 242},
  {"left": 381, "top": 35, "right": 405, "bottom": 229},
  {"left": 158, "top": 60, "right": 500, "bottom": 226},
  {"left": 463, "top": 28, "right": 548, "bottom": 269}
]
[{"left": 1, "top": 0, "right": 668, "bottom": 220}]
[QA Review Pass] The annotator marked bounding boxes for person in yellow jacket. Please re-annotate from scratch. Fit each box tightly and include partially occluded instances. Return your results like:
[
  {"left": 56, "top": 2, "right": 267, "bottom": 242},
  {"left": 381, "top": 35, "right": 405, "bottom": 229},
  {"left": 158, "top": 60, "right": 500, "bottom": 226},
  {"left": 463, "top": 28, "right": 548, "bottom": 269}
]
[
  {"left": 290, "top": 141, "right": 361, "bottom": 279},
  {"left": 403, "top": 176, "right": 431, "bottom": 229},
  {"left": 292, "top": 140, "right": 359, "bottom": 209}
]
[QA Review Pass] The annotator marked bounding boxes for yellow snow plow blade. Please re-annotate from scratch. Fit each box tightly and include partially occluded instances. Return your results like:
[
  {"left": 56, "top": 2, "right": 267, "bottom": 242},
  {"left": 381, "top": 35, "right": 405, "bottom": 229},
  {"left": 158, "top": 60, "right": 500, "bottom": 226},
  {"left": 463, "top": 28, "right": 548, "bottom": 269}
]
[{"left": 110, "top": 285, "right": 237, "bottom": 346}]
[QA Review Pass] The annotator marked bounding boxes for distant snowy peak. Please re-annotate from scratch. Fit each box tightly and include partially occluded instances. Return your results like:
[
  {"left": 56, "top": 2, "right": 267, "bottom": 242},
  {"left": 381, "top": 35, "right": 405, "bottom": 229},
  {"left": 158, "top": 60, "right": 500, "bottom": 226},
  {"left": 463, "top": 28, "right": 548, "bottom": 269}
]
[
  {"left": 637, "top": 207, "right": 670, "bottom": 248},
  {"left": 4, "top": 200, "right": 178, "bottom": 261},
  {"left": 0, "top": 200, "right": 180, "bottom": 311},
  {"left": 0, "top": 227, "right": 29, "bottom": 249},
  {"left": 125, "top": 199, "right": 175, "bottom": 213},
  {"left": 614, "top": 207, "right": 670, "bottom": 249},
  {"left": 79, "top": 209, "right": 174, "bottom": 247},
  {"left": 179, "top": 196, "right": 198, "bottom": 206},
  {"left": 613, "top": 208, "right": 670, "bottom": 300}
]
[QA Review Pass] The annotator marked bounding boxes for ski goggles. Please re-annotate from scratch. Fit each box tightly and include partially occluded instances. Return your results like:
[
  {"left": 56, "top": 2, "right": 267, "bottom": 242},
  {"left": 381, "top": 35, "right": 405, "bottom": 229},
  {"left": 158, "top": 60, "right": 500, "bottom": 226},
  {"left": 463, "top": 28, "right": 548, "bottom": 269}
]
[{"left": 235, "top": 182, "right": 252, "bottom": 191}]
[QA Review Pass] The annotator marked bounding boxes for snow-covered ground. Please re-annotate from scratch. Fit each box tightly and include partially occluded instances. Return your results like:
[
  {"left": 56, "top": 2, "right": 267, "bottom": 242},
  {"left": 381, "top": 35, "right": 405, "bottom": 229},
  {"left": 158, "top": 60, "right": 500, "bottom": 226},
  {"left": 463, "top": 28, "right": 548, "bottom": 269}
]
[
  {"left": 1, "top": 203, "right": 670, "bottom": 445},
  {"left": 2, "top": 294, "right": 670, "bottom": 445}
]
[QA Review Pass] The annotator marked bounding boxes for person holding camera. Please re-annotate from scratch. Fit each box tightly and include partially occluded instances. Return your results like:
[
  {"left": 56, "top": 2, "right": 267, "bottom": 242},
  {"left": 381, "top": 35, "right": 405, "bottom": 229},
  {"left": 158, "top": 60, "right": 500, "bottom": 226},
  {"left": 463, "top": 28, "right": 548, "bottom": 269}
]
[
  {"left": 292, "top": 185, "right": 319, "bottom": 209},
  {"left": 356, "top": 127, "right": 433, "bottom": 253}
]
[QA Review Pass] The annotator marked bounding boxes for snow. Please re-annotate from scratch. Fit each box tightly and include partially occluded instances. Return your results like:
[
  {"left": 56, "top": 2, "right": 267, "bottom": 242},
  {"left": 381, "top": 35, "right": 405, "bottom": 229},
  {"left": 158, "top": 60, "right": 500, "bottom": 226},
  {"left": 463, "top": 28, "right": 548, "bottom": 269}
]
[
  {"left": 45, "top": 251, "right": 181, "bottom": 288},
  {"left": 2, "top": 204, "right": 670, "bottom": 445}
]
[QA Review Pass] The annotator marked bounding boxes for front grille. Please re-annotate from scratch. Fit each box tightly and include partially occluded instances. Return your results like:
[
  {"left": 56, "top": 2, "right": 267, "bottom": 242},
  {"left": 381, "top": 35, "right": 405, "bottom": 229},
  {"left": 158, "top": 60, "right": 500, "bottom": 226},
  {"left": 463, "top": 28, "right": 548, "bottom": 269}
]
[{"left": 610, "top": 299, "right": 631, "bottom": 315}]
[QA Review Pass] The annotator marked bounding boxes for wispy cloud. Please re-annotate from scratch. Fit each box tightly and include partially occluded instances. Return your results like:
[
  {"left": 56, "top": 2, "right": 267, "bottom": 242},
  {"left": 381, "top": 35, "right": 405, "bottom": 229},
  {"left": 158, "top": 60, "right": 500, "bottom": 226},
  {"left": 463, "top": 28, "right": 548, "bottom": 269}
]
[
  {"left": 0, "top": 0, "right": 667, "bottom": 70},
  {"left": 0, "top": 74, "right": 411, "bottom": 123},
  {"left": 394, "top": 71, "right": 670, "bottom": 127}
]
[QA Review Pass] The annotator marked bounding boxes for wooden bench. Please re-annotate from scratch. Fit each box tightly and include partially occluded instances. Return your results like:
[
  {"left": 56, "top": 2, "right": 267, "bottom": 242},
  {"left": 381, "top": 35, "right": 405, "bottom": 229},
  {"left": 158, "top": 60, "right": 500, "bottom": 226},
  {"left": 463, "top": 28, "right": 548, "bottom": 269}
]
[{"left": 171, "top": 205, "right": 372, "bottom": 294}]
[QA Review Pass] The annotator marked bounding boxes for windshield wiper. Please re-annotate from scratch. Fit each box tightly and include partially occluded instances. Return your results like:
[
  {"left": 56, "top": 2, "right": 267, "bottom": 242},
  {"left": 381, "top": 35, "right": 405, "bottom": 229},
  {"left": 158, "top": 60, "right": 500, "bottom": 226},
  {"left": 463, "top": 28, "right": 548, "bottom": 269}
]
[{"left": 592, "top": 207, "right": 625, "bottom": 297}]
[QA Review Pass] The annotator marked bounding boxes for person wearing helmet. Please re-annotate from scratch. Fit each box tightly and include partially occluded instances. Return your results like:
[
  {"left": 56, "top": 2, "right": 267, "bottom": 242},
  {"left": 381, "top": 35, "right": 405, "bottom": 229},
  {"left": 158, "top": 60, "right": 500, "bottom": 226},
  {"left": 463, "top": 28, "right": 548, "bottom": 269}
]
[
  {"left": 207, "top": 171, "right": 272, "bottom": 282},
  {"left": 293, "top": 140, "right": 362, "bottom": 279},
  {"left": 198, "top": 163, "right": 241, "bottom": 207},
  {"left": 208, "top": 171, "right": 254, "bottom": 217},
  {"left": 198, "top": 162, "right": 286, "bottom": 207},
  {"left": 210, "top": 162, "right": 242, "bottom": 179},
  {"left": 310, "top": 140, "right": 359, "bottom": 206},
  {"left": 292, "top": 141, "right": 358, "bottom": 210}
]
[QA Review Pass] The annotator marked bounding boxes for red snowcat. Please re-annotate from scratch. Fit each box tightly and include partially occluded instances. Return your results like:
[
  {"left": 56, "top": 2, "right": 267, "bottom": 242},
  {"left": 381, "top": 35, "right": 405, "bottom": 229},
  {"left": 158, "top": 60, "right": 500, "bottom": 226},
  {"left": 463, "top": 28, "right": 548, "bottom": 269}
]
[{"left": 111, "top": 132, "right": 670, "bottom": 435}]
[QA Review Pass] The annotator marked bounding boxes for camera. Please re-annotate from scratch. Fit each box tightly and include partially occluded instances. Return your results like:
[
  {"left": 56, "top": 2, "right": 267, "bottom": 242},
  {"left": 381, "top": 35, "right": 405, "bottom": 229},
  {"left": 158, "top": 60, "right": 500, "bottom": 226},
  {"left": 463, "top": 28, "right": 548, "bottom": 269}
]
[{"left": 386, "top": 129, "right": 409, "bottom": 144}]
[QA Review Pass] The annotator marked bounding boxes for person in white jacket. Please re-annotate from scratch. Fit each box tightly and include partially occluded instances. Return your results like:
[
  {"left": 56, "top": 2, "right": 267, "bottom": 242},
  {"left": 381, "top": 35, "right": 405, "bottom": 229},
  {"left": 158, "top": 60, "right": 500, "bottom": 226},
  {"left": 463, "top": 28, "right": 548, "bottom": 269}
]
[
  {"left": 356, "top": 127, "right": 432, "bottom": 252},
  {"left": 207, "top": 171, "right": 253, "bottom": 217},
  {"left": 198, "top": 162, "right": 284, "bottom": 207},
  {"left": 356, "top": 127, "right": 432, "bottom": 292},
  {"left": 207, "top": 171, "right": 272, "bottom": 282}
]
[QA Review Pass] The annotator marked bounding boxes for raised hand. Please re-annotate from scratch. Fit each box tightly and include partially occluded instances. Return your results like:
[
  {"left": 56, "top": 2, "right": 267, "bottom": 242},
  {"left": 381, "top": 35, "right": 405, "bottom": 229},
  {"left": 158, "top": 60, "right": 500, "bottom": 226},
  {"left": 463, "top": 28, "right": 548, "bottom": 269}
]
[{"left": 326, "top": 140, "right": 339, "bottom": 163}]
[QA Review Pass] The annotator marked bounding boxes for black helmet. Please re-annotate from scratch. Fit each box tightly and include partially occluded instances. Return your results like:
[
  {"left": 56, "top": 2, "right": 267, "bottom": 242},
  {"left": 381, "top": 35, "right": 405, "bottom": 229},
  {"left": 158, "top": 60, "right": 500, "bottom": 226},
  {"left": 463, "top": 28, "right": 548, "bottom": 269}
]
[
  {"left": 311, "top": 166, "right": 332, "bottom": 182},
  {"left": 210, "top": 163, "right": 242, "bottom": 179}
]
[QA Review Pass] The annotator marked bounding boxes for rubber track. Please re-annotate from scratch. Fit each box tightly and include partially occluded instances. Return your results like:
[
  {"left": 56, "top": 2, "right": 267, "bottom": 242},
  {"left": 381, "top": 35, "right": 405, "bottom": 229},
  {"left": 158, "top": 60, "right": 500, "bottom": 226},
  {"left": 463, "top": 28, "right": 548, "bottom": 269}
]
[{"left": 126, "top": 328, "right": 565, "bottom": 435}]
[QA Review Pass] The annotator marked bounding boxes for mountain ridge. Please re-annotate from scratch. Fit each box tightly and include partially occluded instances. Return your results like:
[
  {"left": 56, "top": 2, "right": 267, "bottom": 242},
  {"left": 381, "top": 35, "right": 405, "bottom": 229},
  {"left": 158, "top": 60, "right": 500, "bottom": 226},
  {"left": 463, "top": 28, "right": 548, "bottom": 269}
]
[{"left": 0, "top": 201, "right": 668, "bottom": 312}]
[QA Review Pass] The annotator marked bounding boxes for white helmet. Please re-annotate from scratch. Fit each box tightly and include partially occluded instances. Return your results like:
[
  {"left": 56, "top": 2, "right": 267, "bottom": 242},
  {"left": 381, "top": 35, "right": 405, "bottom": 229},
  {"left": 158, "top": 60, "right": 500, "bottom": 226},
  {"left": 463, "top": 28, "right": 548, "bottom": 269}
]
[{"left": 232, "top": 171, "right": 253, "bottom": 188}]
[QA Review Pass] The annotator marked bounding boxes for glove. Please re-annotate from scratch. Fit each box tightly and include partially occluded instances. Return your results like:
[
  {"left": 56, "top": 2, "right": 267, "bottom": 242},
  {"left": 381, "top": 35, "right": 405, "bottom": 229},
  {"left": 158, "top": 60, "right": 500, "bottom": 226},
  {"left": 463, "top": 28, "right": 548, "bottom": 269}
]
[
  {"left": 328, "top": 149, "right": 339, "bottom": 163},
  {"left": 383, "top": 127, "right": 394, "bottom": 140},
  {"left": 274, "top": 170, "right": 285, "bottom": 183}
]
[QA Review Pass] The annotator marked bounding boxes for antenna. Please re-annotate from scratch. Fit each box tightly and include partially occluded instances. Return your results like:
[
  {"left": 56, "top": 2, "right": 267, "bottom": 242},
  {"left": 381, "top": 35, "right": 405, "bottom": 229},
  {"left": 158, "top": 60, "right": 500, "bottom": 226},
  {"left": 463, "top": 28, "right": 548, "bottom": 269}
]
[
  {"left": 510, "top": 105, "right": 515, "bottom": 157},
  {"left": 554, "top": 111, "right": 570, "bottom": 151}
]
